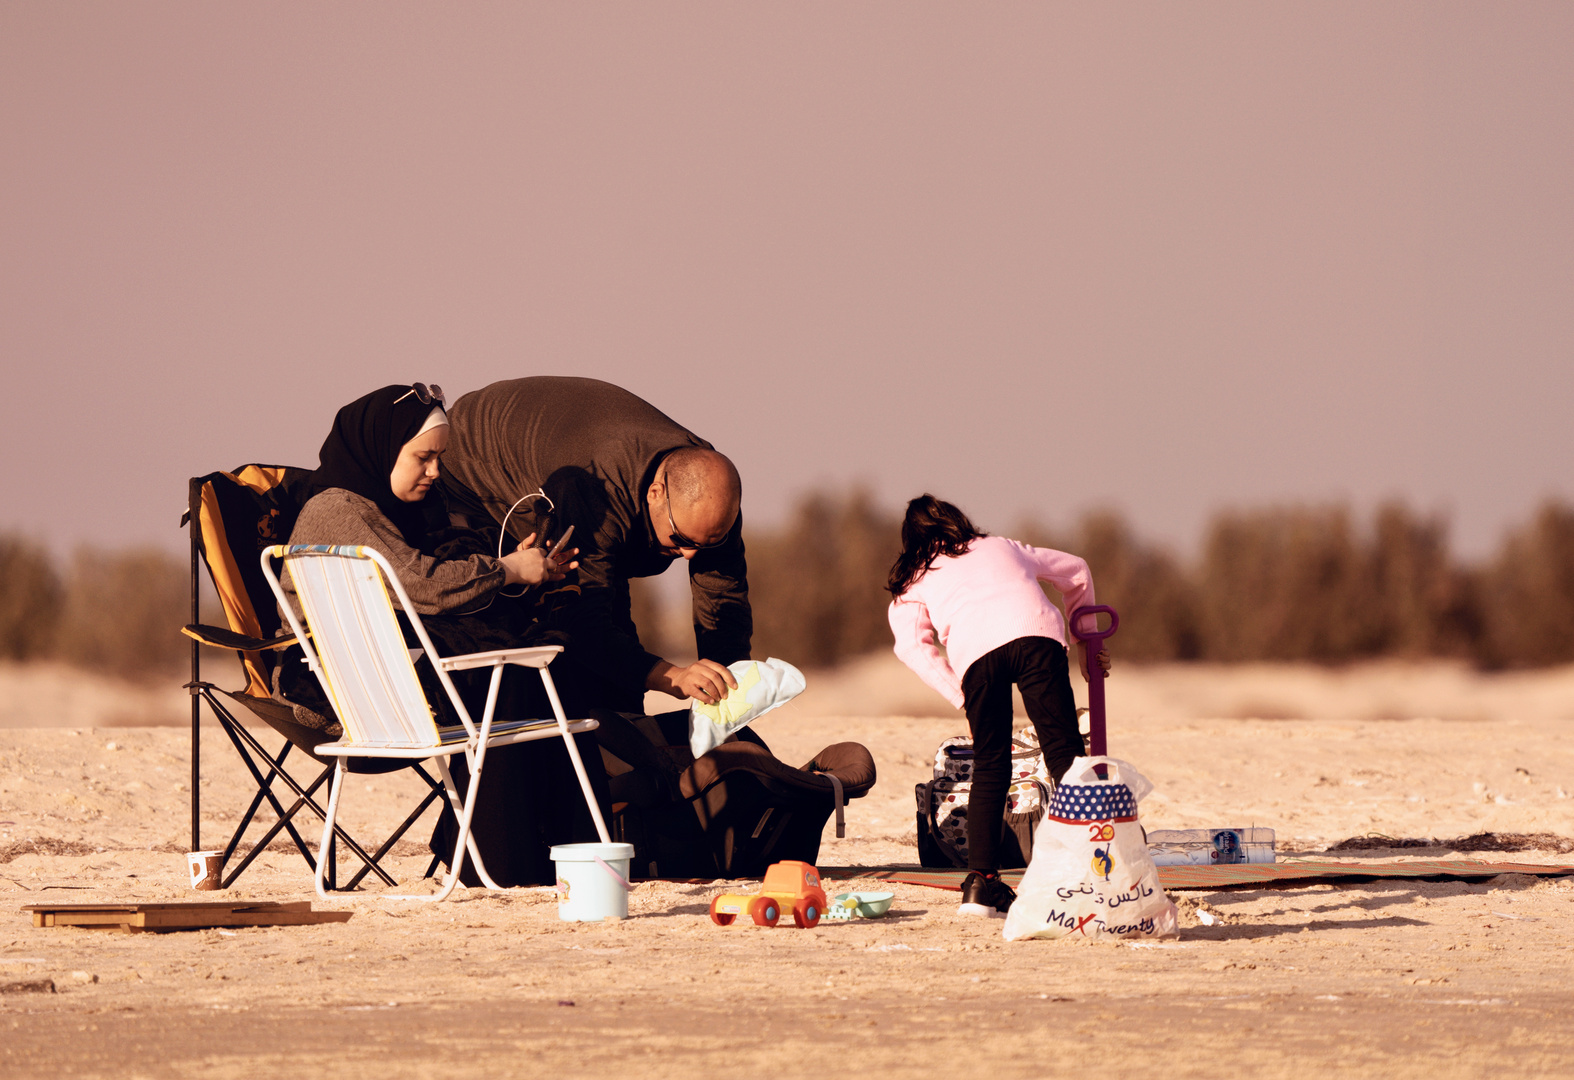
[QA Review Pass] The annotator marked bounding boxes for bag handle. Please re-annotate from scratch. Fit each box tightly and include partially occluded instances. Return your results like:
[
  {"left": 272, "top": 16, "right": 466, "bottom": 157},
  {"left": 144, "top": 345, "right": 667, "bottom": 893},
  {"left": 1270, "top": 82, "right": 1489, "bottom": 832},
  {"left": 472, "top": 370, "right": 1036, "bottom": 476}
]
[
  {"left": 943, "top": 736, "right": 1040, "bottom": 759},
  {"left": 1009, "top": 737, "right": 1041, "bottom": 759},
  {"left": 809, "top": 765, "right": 846, "bottom": 838},
  {"left": 1058, "top": 755, "right": 1155, "bottom": 802}
]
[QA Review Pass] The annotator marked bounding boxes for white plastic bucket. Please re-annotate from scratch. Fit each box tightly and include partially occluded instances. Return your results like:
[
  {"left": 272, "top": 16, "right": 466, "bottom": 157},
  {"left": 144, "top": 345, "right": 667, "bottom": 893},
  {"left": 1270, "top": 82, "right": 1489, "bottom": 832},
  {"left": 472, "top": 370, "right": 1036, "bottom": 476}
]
[{"left": 549, "top": 842, "right": 636, "bottom": 922}]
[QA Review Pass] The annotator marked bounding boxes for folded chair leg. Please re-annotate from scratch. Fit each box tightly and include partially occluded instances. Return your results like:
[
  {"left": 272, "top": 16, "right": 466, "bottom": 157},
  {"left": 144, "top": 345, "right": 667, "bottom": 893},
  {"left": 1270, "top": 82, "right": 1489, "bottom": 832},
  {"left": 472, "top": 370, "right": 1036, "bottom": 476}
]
[
  {"left": 342, "top": 761, "right": 444, "bottom": 890},
  {"left": 314, "top": 759, "right": 349, "bottom": 900},
  {"left": 214, "top": 710, "right": 320, "bottom": 868},
  {"left": 221, "top": 754, "right": 399, "bottom": 891},
  {"left": 341, "top": 782, "right": 444, "bottom": 891},
  {"left": 226, "top": 753, "right": 307, "bottom": 862},
  {"left": 456, "top": 667, "right": 512, "bottom": 890},
  {"left": 219, "top": 755, "right": 280, "bottom": 867},
  {"left": 315, "top": 806, "right": 394, "bottom": 889},
  {"left": 423, "top": 666, "right": 512, "bottom": 893},
  {"left": 220, "top": 763, "right": 334, "bottom": 889},
  {"left": 538, "top": 666, "right": 612, "bottom": 843},
  {"left": 388, "top": 749, "right": 492, "bottom": 902},
  {"left": 211, "top": 710, "right": 318, "bottom": 872},
  {"left": 218, "top": 717, "right": 396, "bottom": 890},
  {"left": 217, "top": 724, "right": 283, "bottom": 862}
]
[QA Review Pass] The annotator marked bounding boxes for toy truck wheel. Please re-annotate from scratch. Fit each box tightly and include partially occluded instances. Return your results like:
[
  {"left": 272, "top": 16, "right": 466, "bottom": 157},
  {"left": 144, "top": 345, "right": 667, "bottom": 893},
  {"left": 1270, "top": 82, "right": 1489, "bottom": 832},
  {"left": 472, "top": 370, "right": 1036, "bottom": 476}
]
[
  {"left": 709, "top": 895, "right": 736, "bottom": 926},
  {"left": 792, "top": 897, "right": 821, "bottom": 929},
  {"left": 750, "top": 895, "right": 781, "bottom": 927}
]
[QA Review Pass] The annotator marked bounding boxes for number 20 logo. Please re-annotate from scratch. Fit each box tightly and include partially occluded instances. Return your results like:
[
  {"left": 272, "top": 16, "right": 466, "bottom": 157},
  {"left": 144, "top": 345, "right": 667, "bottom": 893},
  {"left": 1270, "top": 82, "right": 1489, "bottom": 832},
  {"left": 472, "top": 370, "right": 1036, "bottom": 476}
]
[{"left": 1088, "top": 822, "right": 1115, "bottom": 842}]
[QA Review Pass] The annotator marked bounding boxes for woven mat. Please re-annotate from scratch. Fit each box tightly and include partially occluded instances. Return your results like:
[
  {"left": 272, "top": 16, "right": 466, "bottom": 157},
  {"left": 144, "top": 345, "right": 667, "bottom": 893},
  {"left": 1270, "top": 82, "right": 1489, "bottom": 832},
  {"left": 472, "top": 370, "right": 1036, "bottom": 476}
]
[{"left": 820, "top": 859, "right": 1574, "bottom": 892}]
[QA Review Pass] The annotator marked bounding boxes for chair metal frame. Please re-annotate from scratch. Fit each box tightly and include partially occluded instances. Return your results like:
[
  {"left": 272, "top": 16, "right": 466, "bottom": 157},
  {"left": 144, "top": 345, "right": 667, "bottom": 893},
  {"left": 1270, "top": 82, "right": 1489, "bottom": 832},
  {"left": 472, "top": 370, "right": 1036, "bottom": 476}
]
[
  {"left": 261, "top": 543, "right": 610, "bottom": 901},
  {"left": 185, "top": 470, "right": 444, "bottom": 891}
]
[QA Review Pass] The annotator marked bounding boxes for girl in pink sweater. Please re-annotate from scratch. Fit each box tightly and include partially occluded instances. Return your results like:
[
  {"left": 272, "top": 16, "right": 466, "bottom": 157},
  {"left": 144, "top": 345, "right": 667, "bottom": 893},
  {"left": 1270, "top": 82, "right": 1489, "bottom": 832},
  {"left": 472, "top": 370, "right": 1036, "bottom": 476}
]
[{"left": 887, "top": 494, "right": 1110, "bottom": 917}]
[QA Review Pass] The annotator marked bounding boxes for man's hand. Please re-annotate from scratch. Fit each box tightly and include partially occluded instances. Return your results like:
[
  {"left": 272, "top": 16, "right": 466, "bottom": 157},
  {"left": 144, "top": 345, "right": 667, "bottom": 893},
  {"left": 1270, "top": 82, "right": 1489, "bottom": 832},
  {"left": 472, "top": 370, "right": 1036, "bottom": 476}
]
[
  {"left": 499, "top": 532, "right": 579, "bottom": 587},
  {"left": 646, "top": 658, "right": 739, "bottom": 705},
  {"left": 1077, "top": 643, "right": 1112, "bottom": 682}
]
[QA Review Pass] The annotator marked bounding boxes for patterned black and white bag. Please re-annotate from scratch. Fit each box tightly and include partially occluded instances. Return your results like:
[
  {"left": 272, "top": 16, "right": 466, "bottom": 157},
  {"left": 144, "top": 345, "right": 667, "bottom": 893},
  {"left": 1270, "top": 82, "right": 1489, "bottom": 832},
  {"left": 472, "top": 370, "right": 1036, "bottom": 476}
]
[{"left": 913, "top": 730, "right": 1054, "bottom": 869}]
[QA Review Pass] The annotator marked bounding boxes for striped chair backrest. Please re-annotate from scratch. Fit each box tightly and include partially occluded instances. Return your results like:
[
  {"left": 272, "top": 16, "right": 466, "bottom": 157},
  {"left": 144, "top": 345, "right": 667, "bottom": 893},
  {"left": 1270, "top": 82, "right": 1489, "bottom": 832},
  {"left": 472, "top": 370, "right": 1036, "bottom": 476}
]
[{"left": 284, "top": 546, "right": 440, "bottom": 749}]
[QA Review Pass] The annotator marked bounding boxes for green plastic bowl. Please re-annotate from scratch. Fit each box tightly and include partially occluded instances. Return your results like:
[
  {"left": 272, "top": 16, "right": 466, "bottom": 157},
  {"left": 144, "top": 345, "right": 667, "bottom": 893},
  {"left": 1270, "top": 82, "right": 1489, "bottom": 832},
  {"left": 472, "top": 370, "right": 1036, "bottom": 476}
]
[{"left": 833, "top": 891, "right": 895, "bottom": 918}]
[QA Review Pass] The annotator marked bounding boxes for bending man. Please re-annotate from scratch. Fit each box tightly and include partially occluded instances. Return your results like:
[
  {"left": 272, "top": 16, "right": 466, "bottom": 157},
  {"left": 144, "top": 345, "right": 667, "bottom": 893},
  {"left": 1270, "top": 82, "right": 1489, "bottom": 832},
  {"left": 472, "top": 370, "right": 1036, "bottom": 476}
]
[{"left": 438, "top": 376, "right": 750, "bottom": 712}]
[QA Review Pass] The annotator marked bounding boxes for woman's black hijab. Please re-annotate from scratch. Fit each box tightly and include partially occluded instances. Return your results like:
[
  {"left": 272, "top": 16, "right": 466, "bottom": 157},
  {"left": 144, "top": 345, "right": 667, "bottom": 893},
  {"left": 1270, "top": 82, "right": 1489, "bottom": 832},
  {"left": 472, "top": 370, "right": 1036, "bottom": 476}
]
[{"left": 304, "top": 384, "right": 446, "bottom": 551}]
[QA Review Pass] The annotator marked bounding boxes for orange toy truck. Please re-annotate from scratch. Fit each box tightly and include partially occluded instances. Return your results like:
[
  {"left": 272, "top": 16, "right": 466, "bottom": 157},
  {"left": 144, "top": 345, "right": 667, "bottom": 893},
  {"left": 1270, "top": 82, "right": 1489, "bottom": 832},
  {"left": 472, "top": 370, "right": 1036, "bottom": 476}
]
[{"left": 709, "top": 860, "right": 828, "bottom": 929}]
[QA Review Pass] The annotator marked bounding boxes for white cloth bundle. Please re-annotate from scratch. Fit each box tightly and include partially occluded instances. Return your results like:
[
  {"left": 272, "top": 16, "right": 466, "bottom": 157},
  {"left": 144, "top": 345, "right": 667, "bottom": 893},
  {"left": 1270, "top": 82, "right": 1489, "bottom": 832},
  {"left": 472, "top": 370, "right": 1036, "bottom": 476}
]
[{"left": 688, "top": 658, "right": 807, "bottom": 758}]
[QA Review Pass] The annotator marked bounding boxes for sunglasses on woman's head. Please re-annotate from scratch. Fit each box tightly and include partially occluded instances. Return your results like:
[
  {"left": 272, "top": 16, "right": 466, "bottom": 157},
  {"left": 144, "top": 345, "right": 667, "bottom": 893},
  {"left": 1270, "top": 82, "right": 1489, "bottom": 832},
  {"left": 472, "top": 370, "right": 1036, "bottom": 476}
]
[{"left": 395, "top": 382, "right": 446, "bottom": 407}]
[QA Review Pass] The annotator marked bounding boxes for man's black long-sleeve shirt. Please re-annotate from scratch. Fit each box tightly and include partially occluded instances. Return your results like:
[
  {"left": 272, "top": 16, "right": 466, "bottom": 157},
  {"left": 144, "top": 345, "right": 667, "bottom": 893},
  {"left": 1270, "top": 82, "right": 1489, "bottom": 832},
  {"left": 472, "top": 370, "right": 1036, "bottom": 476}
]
[{"left": 438, "top": 377, "right": 752, "bottom": 700}]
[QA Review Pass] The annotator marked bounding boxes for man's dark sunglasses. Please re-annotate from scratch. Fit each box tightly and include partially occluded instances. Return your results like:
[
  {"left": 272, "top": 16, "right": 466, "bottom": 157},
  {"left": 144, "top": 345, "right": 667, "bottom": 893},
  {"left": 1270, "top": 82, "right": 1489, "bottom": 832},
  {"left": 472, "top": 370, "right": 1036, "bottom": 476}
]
[{"left": 665, "top": 500, "right": 728, "bottom": 552}]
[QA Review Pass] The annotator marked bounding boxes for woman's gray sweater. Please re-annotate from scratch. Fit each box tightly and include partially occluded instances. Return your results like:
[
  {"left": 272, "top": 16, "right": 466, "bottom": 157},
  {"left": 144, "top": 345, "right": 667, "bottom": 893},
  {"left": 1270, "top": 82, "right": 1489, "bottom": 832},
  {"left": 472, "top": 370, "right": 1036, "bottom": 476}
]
[{"left": 278, "top": 487, "right": 507, "bottom": 624}]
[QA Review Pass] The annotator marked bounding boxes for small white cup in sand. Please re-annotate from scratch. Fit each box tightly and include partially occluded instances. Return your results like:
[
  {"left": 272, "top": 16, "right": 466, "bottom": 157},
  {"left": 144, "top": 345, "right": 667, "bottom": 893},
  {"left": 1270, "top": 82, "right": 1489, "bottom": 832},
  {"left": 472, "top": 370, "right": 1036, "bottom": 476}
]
[{"left": 186, "top": 850, "right": 225, "bottom": 891}]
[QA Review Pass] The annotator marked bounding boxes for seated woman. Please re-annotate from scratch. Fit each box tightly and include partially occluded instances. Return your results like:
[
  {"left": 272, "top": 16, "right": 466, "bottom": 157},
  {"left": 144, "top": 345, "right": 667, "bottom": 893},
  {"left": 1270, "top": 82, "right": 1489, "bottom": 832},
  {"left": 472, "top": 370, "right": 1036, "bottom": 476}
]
[{"left": 274, "top": 382, "right": 608, "bottom": 887}]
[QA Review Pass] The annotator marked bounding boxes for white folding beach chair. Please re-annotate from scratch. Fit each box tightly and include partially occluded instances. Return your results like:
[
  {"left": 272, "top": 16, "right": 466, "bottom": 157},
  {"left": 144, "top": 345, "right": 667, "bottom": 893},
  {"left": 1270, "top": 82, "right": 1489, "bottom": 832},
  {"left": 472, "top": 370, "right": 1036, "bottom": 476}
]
[{"left": 260, "top": 543, "right": 610, "bottom": 901}]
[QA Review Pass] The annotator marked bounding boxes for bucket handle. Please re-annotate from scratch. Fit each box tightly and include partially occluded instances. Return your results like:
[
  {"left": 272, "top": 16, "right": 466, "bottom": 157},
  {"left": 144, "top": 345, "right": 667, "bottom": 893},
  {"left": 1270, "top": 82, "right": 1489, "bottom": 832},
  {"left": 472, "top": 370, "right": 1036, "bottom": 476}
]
[{"left": 594, "top": 856, "right": 634, "bottom": 892}]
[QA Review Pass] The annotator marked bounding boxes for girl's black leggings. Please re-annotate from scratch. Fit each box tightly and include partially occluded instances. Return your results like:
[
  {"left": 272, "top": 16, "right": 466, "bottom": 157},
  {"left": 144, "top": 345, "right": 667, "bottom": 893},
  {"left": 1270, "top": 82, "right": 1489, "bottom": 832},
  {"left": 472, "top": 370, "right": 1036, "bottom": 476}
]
[{"left": 960, "top": 635, "right": 1081, "bottom": 872}]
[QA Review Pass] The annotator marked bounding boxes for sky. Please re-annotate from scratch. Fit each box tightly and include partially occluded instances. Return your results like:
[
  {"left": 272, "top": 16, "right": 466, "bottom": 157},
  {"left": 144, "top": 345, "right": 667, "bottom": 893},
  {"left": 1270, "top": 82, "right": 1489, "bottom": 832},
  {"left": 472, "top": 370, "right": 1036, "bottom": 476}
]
[{"left": 2, "top": 2, "right": 1571, "bottom": 563}]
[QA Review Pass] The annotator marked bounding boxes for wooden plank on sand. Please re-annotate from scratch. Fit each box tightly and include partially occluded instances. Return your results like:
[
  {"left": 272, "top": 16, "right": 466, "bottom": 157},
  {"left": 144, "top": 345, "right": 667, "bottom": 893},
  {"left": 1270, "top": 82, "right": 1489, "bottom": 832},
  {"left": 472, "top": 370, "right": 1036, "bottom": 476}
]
[{"left": 22, "top": 901, "right": 352, "bottom": 933}]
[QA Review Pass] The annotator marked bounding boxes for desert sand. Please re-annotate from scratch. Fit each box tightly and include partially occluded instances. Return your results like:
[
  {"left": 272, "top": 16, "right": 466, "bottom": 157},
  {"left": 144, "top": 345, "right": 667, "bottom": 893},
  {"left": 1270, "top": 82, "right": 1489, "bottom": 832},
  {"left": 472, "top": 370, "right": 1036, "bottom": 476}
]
[{"left": 3, "top": 655, "right": 1574, "bottom": 1078}]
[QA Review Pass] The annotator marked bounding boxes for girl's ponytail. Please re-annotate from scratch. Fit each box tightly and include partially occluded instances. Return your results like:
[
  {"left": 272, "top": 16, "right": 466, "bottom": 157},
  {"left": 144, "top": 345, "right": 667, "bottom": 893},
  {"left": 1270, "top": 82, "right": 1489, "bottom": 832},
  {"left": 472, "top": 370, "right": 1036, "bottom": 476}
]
[{"left": 887, "top": 494, "right": 986, "bottom": 596}]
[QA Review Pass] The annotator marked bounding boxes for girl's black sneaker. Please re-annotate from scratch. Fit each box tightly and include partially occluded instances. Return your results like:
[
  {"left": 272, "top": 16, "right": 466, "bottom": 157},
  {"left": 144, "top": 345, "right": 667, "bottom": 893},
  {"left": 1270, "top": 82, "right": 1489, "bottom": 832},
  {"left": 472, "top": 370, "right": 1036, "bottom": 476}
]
[{"left": 958, "top": 871, "right": 1016, "bottom": 918}]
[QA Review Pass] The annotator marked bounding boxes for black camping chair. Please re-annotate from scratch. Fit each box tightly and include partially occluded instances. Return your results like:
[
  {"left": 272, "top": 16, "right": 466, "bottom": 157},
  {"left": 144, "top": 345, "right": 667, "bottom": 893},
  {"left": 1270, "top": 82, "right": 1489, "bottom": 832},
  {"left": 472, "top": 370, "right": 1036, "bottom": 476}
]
[{"left": 182, "top": 466, "right": 445, "bottom": 890}]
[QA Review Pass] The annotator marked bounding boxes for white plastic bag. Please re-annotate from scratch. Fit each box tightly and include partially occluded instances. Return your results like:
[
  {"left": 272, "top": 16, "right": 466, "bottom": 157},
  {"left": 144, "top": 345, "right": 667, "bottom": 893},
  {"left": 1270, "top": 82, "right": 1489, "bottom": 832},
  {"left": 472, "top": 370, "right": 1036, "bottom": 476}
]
[
  {"left": 688, "top": 657, "right": 807, "bottom": 757},
  {"left": 1002, "top": 756, "right": 1179, "bottom": 942}
]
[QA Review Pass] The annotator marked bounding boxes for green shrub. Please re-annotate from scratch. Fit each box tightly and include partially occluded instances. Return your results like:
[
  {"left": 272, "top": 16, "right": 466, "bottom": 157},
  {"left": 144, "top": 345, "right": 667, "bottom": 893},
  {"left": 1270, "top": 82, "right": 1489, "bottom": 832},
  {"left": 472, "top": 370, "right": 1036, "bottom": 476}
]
[
  {"left": 1019, "top": 510, "right": 1200, "bottom": 662},
  {"left": 1478, "top": 501, "right": 1574, "bottom": 667},
  {"left": 0, "top": 536, "right": 62, "bottom": 661},
  {"left": 53, "top": 546, "right": 190, "bottom": 682},
  {"left": 745, "top": 490, "right": 900, "bottom": 667}
]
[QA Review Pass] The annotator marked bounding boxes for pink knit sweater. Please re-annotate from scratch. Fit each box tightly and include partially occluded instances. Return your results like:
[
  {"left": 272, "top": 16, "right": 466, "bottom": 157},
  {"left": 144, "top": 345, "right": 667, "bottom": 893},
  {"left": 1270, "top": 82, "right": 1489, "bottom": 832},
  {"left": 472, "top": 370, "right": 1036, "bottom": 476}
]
[{"left": 887, "top": 535, "right": 1095, "bottom": 709}]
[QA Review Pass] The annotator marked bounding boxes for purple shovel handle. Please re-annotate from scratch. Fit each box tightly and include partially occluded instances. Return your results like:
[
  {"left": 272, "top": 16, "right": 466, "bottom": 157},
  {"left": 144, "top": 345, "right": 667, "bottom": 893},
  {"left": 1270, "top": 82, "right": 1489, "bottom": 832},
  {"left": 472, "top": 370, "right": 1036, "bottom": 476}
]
[{"left": 1069, "top": 605, "right": 1119, "bottom": 758}]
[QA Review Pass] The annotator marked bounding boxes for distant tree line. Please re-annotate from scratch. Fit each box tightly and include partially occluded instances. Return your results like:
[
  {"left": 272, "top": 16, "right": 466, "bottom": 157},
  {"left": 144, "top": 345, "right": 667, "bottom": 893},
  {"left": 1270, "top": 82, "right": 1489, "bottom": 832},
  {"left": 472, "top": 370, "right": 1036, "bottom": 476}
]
[
  {"left": 4, "top": 495, "right": 1573, "bottom": 681},
  {"left": 732, "top": 493, "right": 1574, "bottom": 670},
  {"left": 0, "top": 538, "right": 191, "bottom": 681}
]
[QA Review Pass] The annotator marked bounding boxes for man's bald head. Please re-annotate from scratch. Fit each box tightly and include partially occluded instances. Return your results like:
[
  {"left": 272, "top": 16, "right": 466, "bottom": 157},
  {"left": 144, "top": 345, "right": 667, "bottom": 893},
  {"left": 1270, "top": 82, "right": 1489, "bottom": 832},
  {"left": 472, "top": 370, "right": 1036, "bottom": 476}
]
[
  {"left": 664, "top": 448, "right": 740, "bottom": 506},
  {"left": 652, "top": 447, "right": 742, "bottom": 555}
]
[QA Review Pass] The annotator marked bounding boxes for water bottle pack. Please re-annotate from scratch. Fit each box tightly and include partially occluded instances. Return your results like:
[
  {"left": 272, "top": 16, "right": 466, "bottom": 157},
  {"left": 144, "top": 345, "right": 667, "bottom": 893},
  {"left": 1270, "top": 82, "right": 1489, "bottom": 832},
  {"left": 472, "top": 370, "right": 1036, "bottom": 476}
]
[{"left": 1146, "top": 828, "right": 1276, "bottom": 865}]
